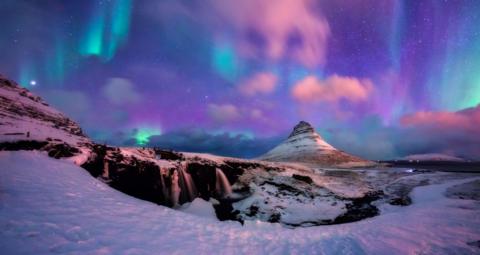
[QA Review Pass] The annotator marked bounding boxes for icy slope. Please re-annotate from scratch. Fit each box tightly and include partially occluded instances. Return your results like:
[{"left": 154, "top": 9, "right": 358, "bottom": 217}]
[
  {"left": 1, "top": 151, "right": 479, "bottom": 254},
  {"left": 0, "top": 75, "right": 92, "bottom": 164},
  {"left": 259, "top": 121, "right": 373, "bottom": 167},
  {"left": 0, "top": 75, "right": 88, "bottom": 146}
]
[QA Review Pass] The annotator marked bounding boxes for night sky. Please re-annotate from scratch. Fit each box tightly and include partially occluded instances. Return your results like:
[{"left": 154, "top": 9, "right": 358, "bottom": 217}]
[{"left": 1, "top": 0, "right": 479, "bottom": 159}]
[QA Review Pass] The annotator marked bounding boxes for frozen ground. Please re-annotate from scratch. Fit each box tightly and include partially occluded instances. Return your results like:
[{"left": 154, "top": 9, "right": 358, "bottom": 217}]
[{"left": 1, "top": 151, "right": 480, "bottom": 254}]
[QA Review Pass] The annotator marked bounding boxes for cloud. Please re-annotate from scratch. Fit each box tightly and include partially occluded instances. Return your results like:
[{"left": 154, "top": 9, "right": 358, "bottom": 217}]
[
  {"left": 207, "top": 103, "right": 241, "bottom": 123},
  {"left": 318, "top": 115, "right": 398, "bottom": 160},
  {"left": 250, "top": 109, "right": 264, "bottom": 120},
  {"left": 146, "top": 128, "right": 283, "bottom": 158},
  {"left": 102, "top": 78, "right": 141, "bottom": 105},
  {"left": 396, "top": 105, "right": 480, "bottom": 159},
  {"left": 207, "top": 103, "right": 272, "bottom": 127},
  {"left": 213, "top": 0, "right": 330, "bottom": 67},
  {"left": 400, "top": 107, "right": 478, "bottom": 131},
  {"left": 324, "top": 106, "right": 480, "bottom": 160},
  {"left": 150, "top": 0, "right": 330, "bottom": 68},
  {"left": 238, "top": 72, "right": 277, "bottom": 96},
  {"left": 328, "top": 128, "right": 397, "bottom": 160},
  {"left": 291, "top": 75, "right": 373, "bottom": 104}
]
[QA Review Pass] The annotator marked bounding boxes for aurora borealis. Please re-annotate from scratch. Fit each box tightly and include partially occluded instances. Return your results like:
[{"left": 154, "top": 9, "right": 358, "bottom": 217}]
[{"left": 1, "top": 0, "right": 479, "bottom": 159}]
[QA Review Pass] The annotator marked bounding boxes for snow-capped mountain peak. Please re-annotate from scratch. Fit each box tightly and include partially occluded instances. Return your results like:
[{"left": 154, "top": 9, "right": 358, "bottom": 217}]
[
  {"left": 288, "top": 121, "right": 315, "bottom": 137},
  {"left": 259, "top": 121, "right": 372, "bottom": 167},
  {"left": 287, "top": 121, "right": 335, "bottom": 150}
]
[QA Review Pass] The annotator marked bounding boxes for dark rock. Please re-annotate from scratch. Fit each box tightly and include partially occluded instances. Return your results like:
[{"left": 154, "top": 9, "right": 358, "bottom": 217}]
[
  {"left": 2, "top": 132, "right": 24, "bottom": 136},
  {"left": 187, "top": 162, "right": 217, "bottom": 200},
  {"left": 223, "top": 160, "right": 260, "bottom": 170},
  {"left": 154, "top": 149, "right": 184, "bottom": 160},
  {"left": 0, "top": 140, "right": 48, "bottom": 151},
  {"left": 389, "top": 196, "right": 412, "bottom": 206},
  {"left": 262, "top": 180, "right": 302, "bottom": 195},
  {"left": 213, "top": 201, "right": 239, "bottom": 222},
  {"left": 81, "top": 144, "right": 108, "bottom": 177},
  {"left": 218, "top": 161, "right": 246, "bottom": 184},
  {"left": 108, "top": 158, "right": 170, "bottom": 206},
  {"left": 333, "top": 190, "right": 383, "bottom": 224},
  {"left": 246, "top": 205, "right": 259, "bottom": 217},
  {"left": 268, "top": 213, "right": 281, "bottom": 223},
  {"left": 45, "top": 143, "right": 80, "bottom": 159},
  {"left": 467, "top": 240, "right": 480, "bottom": 248},
  {"left": 292, "top": 174, "right": 313, "bottom": 184},
  {"left": 236, "top": 185, "right": 251, "bottom": 193}
]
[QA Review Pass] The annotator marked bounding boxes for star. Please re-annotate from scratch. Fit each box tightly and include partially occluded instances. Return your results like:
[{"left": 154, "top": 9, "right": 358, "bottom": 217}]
[{"left": 30, "top": 80, "right": 36, "bottom": 86}]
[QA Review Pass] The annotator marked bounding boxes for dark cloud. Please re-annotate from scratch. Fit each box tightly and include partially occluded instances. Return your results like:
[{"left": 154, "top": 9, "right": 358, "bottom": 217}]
[
  {"left": 325, "top": 107, "right": 480, "bottom": 160},
  {"left": 145, "top": 128, "right": 283, "bottom": 159},
  {"left": 395, "top": 105, "right": 480, "bottom": 159}
]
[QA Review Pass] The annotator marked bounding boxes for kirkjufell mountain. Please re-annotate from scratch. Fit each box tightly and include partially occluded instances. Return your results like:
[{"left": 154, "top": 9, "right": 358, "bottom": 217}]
[{"left": 259, "top": 121, "right": 373, "bottom": 167}]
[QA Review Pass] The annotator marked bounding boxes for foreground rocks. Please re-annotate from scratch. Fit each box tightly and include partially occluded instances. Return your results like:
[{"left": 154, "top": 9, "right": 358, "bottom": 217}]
[{"left": 0, "top": 140, "right": 80, "bottom": 159}]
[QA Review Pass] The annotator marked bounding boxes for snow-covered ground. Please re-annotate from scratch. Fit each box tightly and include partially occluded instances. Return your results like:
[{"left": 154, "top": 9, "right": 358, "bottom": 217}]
[{"left": 1, "top": 151, "right": 479, "bottom": 254}]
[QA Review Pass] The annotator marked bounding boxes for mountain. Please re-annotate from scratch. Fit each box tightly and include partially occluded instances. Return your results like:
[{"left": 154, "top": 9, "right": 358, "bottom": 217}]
[
  {"left": 0, "top": 75, "right": 93, "bottom": 164},
  {"left": 259, "top": 121, "right": 373, "bottom": 167},
  {"left": 403, "top": 153, "right": 466, "bottom": 162}
]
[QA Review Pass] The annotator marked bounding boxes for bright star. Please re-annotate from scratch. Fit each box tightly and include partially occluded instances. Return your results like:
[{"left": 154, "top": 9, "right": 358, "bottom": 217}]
[{"left": 30, "top": 80, "right": 37, "bottom": 86}]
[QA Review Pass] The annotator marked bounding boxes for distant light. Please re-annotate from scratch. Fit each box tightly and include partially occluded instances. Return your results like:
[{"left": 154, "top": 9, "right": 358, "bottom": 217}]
[
  {"left": 134, "top": 127, "right": 162, "bottom": 146},
  {"left": 30, "top": 80, "right": 37, "bottom": 86}
]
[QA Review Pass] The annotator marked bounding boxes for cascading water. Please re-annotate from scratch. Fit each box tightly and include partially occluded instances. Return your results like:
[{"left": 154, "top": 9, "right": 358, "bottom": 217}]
[
  {"left": 102, "top": 160, "right": 109, "bottom": 179},
  {"left": 215, "top": 168, "right": 232, "bottom": 197},
  {"left": 171, "top": 170, "right": 180, "bottom": 207},
  {"left": 177, "top": 166, "right": 198, "bottom": 203},
  {"left": 159, "top": 169, "right": 169, "bottom": 201}
]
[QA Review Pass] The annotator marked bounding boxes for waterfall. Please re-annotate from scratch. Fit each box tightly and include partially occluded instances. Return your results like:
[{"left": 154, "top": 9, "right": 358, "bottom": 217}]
[
  {"left": 215, "top": 168, "right": 232, "bottom": 197},
  {"left": 102, "top": 160, "right": 109, "bottom": 179},
  {"left": 159, "top": 170, "right": 169, "bottom": 201},
  {"left": 171, "top": 170, "right": 180, "bottom": 207},
  {"left": 177, "top": 166, "right": 198, "bottom": 203}
]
